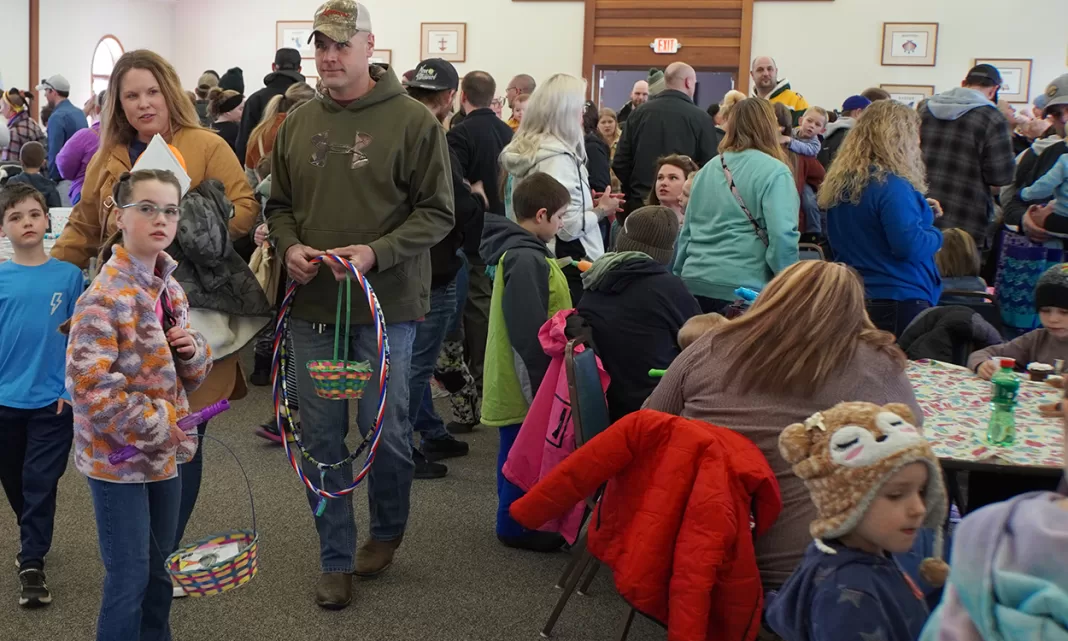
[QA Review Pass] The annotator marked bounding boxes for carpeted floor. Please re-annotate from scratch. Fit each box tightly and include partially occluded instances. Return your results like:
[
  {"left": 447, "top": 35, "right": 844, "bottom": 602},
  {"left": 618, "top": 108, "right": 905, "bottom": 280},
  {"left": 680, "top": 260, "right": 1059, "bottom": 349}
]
[{"left": 0, "top": 350, "right": 665, "bottom": 641}]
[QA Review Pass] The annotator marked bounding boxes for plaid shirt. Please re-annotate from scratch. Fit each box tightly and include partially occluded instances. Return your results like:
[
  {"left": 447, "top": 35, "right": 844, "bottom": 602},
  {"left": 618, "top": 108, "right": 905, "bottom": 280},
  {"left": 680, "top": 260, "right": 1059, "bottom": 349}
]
[
  {"left": 919, "top": 103, "right": 1015, "bottom": 246},
  {"left": 1, "top": 112, "right": 46, "bottom": 162}
]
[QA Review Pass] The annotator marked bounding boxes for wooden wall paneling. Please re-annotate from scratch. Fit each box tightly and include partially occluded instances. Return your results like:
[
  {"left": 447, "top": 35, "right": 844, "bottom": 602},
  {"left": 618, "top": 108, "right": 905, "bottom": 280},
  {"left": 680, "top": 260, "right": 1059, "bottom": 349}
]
[{"left": 585, "top": 0, "right": 758, "bottom": 103}]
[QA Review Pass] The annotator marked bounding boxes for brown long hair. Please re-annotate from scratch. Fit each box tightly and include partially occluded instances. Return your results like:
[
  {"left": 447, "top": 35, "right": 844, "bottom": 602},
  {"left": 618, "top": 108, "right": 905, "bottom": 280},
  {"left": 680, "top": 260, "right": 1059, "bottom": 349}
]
[
  {"left": 719, "top": 97, "right": 787, "bottom": 164},
  {"left": 936, "top": 228, "right": 981, "bottom": 278},
  {"left": 714, "top": 261, "right": 905, "bottom": 396},
  {"left": 248, "top": 82, "right": 315, "bottom": 155},
  {"left": 646, "top": 154, "right": 699, "bottom": 206},
  {"left": 100, "top": 50, "right": 202, "bottom": 155}
]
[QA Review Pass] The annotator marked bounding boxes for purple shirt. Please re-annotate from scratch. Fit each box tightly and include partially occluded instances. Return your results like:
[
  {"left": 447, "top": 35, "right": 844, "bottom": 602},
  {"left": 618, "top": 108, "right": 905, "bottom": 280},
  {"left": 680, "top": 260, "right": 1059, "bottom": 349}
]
[{"left": 55, "top": 121, "right": 100, "bottom": 203}]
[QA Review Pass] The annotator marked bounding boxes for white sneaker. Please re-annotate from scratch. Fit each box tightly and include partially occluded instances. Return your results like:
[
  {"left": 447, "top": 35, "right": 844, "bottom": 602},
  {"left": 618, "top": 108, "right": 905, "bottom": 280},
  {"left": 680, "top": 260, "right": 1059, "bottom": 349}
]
[{"left": 173, "top": 584, "right": 188, "bottom": 599}]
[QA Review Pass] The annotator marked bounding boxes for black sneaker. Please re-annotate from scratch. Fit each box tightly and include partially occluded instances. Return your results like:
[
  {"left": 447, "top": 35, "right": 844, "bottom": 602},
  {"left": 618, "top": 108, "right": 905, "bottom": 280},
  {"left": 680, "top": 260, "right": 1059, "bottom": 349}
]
[
  {"left": 248, "top": 353, "right": 272, "bottom": 387},
  {"left": 497, "top": 531, "right": 567, "bottom": 553},
  {"left": 446, "top": 421, "right": 476, "bottom": 435},
  {"left": 413, "top": 449, "right": 447, "bottom": 479},
  {"left": 18, "top": 568, "right": 51, "bottom": 608},
  {"left": 422, "top": 437, "right": 470, "bottom": 461}
]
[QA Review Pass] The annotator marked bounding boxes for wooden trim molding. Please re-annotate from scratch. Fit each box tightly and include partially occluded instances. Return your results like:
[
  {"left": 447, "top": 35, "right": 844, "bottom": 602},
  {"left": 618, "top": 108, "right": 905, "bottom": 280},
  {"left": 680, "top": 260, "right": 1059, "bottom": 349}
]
[
  {"left": 738, "top": 0, "right": 753, "bottom": 94},
  {"left": 582, "top": 0, "right": 596, "bottom": 99},
  {"left": 29, "top": 0, "right": 39, "bottom": 120}
]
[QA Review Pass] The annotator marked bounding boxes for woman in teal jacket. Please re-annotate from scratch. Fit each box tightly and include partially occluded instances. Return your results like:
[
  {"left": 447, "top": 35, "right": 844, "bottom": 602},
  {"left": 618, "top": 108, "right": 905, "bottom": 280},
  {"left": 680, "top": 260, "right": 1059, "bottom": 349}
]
[{"left": 673, "top": 98, "right": 800, "bottom": 312}]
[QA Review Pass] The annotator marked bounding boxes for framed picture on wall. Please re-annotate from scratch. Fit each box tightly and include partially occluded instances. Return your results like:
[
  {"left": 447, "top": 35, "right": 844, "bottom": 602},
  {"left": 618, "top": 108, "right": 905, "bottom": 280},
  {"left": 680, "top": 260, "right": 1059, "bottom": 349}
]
[
  {"left": 880, "top": 84, "right": 936, "bottom": 108},
  {"left": 421, "top": 23, "right": 466, "bottom": 63},
  {"left": 277, "top": 21, "right": 315, "bottom": 59},
  {"left": 881, "top": 23, "right": 938, "bottom": 66},
  {"left": 370, "top": 49, "right": 392, "bottom": 65},
  {"left": 974, "top": 58, "right": 1032, "bottom": 103}
]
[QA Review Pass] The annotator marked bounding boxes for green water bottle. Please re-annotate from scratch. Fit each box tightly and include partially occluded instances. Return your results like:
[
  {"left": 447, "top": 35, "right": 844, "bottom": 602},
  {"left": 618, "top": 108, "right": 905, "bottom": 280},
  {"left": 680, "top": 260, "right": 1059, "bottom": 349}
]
[{"left": 987, "top": 358, "right": 1020, "bottom": 446}]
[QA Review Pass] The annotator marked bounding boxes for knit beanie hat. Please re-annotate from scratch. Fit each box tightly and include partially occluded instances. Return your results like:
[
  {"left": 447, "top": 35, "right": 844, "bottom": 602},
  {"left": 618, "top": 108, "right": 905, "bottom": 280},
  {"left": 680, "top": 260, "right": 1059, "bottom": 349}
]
[
  {"left": 1034, "top": 263, "right": 1068, "bottom": 311},
  {"left": 647, "top": 68, "right": 666, "bottom": 97},
  {"left": 218, "top": 67, "right": 245, "bottom": 94},
  {"left": 615, "top": 206, "right": 678, "bottom": 265},
  {"left": 779, "top": 401, "right": 949, "bottom": 586}
]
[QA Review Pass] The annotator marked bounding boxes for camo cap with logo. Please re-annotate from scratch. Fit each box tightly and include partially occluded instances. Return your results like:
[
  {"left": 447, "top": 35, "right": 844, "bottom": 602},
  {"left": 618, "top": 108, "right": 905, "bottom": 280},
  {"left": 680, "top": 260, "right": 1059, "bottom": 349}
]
[{"left": 309, "top": 0, "right": 373, "bottom": 44}]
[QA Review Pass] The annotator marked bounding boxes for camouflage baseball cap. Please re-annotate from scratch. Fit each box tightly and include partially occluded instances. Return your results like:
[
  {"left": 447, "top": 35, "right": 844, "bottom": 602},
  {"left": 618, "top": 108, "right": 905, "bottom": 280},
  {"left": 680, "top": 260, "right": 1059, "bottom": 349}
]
[{"left": 310, "top": 0, "right": 372, "bottom": 44}]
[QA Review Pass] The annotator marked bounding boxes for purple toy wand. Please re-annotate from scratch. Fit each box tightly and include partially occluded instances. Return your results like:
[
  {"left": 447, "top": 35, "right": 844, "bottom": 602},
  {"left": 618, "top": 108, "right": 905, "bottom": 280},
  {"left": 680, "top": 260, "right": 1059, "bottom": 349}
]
[{"left": 108, "top": 400, "right": 230, "bottom": 465}]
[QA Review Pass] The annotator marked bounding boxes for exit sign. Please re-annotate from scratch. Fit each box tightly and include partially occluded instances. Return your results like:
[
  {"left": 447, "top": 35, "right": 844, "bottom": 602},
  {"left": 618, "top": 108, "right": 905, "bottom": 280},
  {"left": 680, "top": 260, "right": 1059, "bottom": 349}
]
[{"left": 650, "top": 38, "right": 681, "bottom": 54}]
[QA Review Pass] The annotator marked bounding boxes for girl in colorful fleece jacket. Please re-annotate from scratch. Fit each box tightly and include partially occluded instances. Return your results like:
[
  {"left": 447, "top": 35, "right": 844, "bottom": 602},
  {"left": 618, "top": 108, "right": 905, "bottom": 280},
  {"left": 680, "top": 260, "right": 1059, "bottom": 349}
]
[{"left": 66, "top": 170, "right": 211, "bottom": 640}]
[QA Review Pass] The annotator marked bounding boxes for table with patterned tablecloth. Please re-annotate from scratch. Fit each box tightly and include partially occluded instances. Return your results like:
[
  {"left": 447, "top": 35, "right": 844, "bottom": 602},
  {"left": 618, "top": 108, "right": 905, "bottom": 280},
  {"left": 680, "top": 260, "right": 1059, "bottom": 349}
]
[{"left": 908, "top": 359, "right": 1064, "bottom": 470}]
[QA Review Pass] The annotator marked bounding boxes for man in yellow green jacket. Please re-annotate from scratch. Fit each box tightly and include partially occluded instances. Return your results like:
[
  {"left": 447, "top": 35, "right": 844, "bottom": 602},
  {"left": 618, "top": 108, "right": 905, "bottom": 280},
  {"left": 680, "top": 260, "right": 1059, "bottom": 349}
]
[{"left": 751, "top": 56, "right": 810, "bottom": 125}]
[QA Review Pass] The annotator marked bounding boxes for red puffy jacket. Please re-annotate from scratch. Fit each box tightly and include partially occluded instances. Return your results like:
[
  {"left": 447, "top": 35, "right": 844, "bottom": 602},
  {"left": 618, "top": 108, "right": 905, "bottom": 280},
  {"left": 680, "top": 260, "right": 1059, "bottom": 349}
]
[{"left": 510, "top": 410, "right": 782, "bottom": 641}]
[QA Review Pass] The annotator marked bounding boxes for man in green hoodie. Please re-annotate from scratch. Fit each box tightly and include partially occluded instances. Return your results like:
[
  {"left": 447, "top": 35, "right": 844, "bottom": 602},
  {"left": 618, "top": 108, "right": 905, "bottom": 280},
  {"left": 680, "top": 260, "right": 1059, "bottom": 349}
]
[{"left": 266, "top": 0, "right": 454, "bottom": 610}]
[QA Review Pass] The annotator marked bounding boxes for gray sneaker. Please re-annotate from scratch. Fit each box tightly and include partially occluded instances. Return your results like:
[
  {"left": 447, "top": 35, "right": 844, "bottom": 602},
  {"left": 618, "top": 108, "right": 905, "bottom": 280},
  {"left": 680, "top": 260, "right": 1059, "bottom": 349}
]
[
  {"left": 315, "top": 572, "right": 352, "bottom": 610},
  {"left": 18, "top": 568, "right": 52, "bottom": 608}
]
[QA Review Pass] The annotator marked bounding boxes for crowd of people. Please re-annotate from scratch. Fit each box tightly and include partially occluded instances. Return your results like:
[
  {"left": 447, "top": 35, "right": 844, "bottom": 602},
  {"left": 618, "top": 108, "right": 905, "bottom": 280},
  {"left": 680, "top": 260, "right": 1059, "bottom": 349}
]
[{"left": 1, "top": 0, "right": 1068, "bottom": 639}]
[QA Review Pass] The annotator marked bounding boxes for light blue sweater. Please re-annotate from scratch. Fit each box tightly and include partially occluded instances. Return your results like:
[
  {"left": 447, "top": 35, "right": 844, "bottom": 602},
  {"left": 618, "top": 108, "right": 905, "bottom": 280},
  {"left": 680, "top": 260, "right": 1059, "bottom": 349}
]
[
  {"left": 1021, "top": 154, "right": 1068, "bottom": 217},
  {"left": 673, "top": 150, "right": 800, "bottom": 301}
]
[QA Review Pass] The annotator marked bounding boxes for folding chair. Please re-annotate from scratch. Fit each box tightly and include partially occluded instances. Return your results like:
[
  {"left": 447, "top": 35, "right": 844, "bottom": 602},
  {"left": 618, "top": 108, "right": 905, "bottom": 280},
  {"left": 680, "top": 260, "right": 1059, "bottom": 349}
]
[
  {"left": 798, "top": 242, "right": 826, "bottom": 261},
  {"left": 541, "top": 338, "right": 612, "bottom": 638},
  {"left": 938, "top": 290, "right": 1004, "bottom": 337}
]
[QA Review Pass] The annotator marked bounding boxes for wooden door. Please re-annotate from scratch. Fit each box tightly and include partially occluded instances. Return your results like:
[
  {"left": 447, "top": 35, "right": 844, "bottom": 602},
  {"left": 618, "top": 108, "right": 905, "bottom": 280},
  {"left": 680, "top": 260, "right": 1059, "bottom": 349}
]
[{"left": 582, "top": 0, "right": 753, "bottom": 101}]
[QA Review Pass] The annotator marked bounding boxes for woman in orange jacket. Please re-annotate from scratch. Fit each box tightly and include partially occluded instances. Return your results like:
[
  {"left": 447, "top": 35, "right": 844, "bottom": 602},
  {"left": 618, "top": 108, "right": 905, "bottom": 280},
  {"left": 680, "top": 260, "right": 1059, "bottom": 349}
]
[{"left": 50, "top": 50, "right": 258, "bottom": 596}]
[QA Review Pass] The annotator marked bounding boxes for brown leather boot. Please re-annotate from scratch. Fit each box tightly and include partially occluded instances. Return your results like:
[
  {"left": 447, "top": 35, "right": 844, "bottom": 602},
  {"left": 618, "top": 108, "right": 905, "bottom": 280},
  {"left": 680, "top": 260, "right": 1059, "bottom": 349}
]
[
  {"left": 315, "top": 572, "right": 352, "bottom": 610},
  {"left": 353, "top": 537, "right": 403, "bottom": 577}
]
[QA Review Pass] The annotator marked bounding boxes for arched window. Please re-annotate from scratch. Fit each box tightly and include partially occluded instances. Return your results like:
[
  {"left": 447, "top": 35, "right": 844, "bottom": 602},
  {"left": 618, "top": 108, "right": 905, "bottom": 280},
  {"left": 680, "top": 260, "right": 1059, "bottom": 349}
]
[{"left": 91, "top": 36, "right": 124, "bottom": 96}]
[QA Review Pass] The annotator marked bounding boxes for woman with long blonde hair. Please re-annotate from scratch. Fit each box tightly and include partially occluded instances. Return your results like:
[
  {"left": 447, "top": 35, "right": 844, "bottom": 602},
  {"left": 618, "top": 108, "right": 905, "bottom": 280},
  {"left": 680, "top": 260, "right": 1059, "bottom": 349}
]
[
  {"left": 245, "top": 82, "right": 315, "bottom": 171},
  {"left": 674, "top": 97, "right": 798, "bottom": 313},
  {"left": 646, "top": 260, "right": 919, "bottom": 590},
  {"left": 499, "top": 73, "right": 621, "bottom": 302},
  {"left": 820, "top": 99, "right": 943, "bottom": 336}
]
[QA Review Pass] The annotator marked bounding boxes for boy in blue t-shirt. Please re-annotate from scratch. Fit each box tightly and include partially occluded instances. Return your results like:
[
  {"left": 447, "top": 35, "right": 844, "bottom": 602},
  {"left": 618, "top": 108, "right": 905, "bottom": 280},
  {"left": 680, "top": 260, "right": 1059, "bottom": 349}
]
[{"left": 0, "top": 183, "right": 84, "bottom": 608}]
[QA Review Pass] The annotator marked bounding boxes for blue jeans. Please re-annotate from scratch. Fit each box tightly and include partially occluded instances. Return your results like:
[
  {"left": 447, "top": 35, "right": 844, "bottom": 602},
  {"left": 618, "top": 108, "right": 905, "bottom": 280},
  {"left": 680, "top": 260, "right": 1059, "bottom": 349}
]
[
  {"left": 0, "top": 402, "right": 73, "bottom": 569},
  {"left": 866, "top": 299, "right": 931, "bottom": 338},
  {"left": 89, "top": 477, "right": 181, "bottom": 641},
  {"left": 174, "top": 421, "right": 207, "bottom": 547},
  {"left": 409, "top": 279, "right": 458, "bottom": 444},
  {"left": 802, "top": 184, "right": 822, "bottom": 235},
  {"left": 450, "top": 251, "right": 469, "bottom": 338},
  {"left": 496, "top": 425, "right": 529, "bottom": 538},
  {"left": 291, "top": 319, "right": 416, "bottom": 573}
]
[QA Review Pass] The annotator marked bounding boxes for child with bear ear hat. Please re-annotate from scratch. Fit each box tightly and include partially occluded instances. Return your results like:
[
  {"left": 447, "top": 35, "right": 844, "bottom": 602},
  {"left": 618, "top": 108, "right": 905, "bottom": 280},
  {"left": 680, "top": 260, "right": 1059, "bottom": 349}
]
[{"left": 765, "top": 401, "right": 949, "bottom": 641}]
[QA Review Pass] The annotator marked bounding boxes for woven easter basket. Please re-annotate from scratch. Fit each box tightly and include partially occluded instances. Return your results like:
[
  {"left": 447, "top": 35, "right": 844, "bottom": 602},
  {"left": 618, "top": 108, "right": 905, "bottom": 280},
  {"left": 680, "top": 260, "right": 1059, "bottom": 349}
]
[
  {"left": 167, "top": 530, "right": 258, "bottom": 597},
  {"left": 306, "top": 277, "right": 374, "bottom": 399},
  {"left": 166, "top": 436, "right": 259, "bottom": 597}
]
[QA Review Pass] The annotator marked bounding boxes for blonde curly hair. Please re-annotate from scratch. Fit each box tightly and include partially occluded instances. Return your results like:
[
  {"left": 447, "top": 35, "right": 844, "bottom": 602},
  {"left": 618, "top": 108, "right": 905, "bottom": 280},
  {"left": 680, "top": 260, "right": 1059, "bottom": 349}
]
[{"left": 818, "top": 99, "right": 927, "bottom": 210}]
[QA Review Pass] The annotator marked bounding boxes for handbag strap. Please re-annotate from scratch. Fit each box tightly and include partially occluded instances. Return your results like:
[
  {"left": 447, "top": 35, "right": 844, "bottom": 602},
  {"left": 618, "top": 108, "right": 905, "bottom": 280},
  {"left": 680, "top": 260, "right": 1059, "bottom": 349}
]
[
  {"left": 720, "top": 155, "right": 769, "bottom": 247},
  {"left": 332, "top": 278, "right": 352, "bottom": 362}
]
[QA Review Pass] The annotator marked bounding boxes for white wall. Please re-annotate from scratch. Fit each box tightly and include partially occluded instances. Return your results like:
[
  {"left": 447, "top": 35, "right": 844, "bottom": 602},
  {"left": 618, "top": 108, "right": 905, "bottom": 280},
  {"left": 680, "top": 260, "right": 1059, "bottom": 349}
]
[
  {"left": 0, "top": 1, "right": 31, "bottom": 92},
  {"left": 38, "top": 0, "right": 176, "bottom": 107},
  {"left": 173, "top": 0, "right": 584, "bottom": 100},
  {"left": 752, "top": 0, "right": 1068, "bottom": 109}
]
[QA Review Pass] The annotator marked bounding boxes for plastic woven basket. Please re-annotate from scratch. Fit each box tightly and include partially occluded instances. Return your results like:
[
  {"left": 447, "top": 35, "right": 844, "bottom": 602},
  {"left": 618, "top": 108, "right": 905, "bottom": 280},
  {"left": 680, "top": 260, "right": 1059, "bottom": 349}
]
[
  {"left": 167, "top": 529, "right": 258, "bottom": 597},
  {"left": 307, "top": 359, "right": 373, "bottom": 399},
  {"left": 307, "top": 278, "right": 374, "bottom": 399},
  {"left": 165, "top": 435, "right": 258, "bottom": 597}
]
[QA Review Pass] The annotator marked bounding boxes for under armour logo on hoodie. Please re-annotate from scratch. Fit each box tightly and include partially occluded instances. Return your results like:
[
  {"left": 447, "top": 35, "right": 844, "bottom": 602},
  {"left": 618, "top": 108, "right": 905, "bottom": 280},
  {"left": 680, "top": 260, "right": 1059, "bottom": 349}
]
[{"left": 310, "top": 131, "right": 373, "bottom": 169}]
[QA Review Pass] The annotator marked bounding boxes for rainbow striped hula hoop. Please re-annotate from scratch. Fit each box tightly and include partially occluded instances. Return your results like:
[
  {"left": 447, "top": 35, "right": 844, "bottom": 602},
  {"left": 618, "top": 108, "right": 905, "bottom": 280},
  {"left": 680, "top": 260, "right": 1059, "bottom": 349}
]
[{"left": 272, "top": 254, "right": 390, "bottom": 500}]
